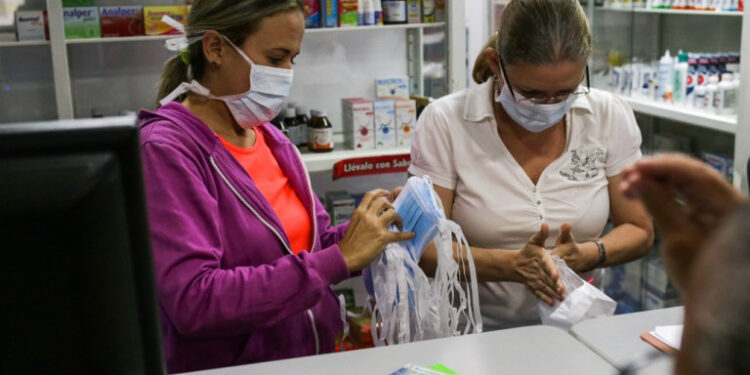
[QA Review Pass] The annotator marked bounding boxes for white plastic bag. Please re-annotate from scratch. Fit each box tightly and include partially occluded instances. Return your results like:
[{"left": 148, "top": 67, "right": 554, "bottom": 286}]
[{"left": 538, "top": 256, "right": 616, "bottom": 331}]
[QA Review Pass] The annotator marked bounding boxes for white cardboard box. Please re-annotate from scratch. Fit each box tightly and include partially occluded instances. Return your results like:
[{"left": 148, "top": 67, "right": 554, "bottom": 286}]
[
  {"left": 374, "top": 99, "right": 397, "bottom": 149},
  {"left": 16, "top": 11, "right": 47, "bottom": 41},
  {"left": 342, "top": 98, "right": 374, "bottom": 150},
  {"left": 393, "top": 98, "right": 417, "bottom": 147},
  {"left": 376, "top": 77, "right": 410, "bottom": 99}
]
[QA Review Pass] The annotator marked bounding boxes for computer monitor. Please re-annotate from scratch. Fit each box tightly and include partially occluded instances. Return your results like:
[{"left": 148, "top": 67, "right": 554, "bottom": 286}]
[{"left": 0, "top": 117, "right": 165, "bottom": 375}]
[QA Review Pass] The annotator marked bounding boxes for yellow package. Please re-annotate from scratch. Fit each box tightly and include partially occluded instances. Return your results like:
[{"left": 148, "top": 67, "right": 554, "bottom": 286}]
[{"left": 144, "top": 6, "right": 188, "bottom": 35}]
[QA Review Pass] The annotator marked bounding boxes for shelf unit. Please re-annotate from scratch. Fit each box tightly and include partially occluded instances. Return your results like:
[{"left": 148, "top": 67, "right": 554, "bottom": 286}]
[
  {"left": 3, "top": 1, "right": 466, "bottom": 172},
  {"left": 596, "top": 7, "right": 743, "bottom": 16},
  {"left": 622, "top": 96, "right": 737, "bottom": 134},
  {"left": 301, "top": 146, "right": 411, "bottom": 173}
]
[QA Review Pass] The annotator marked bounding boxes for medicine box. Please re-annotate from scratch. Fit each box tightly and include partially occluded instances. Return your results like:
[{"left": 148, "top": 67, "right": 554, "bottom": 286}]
[
  {"left": 407, "top": 0, "right": 422, "bottom": 23},
  {"left": 63, "top": 7, "right": 101, "bottom": 39},
  {"left": 376, "top": 77, "right": 410, "bottom": 99},
  {"left": 392, "top": 98, "right": 417, "bottom": 147},
  {"left": 144, "top": 6, "right": 188, "bottom": 36},
  {"left": 321, "top": 0, "right": 339, "bottom": 27},
  {"left": 339, "top": 0, "right": 359, "bottom": 27},
  {"left": 303, "top": 0, "right": 320, "bottom": 28},
  {"left": 342, "top": 98, "right": 375, "bottom": 150},
  {"left": 374, "top": 100, "right": 397, "bottom": 149},
  {"left": 422, "top": 0, "right": 436, "bottom": 22},
  {"left": 325, "top": 191, "right": 356, "bottom": 226},
  {"left": 16, "top": 11, "right": 48, "bottom": 41},
  {"left": 100, "top": 6, "right": 144, "bottom": 37}
]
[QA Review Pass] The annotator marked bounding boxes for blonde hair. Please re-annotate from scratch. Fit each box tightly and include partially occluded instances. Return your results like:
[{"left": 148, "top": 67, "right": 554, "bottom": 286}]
[
  {"left": 472, "top": 0, "right": 592, "bottom": 84},
  {"left": 157, "top": 0, "right": 303, "bottom": 104}
]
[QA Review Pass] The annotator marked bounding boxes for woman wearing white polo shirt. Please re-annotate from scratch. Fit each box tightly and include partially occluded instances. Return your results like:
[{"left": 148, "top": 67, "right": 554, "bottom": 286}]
[{"left": 410, "top": 0, "right": 654, "bottom": 330}]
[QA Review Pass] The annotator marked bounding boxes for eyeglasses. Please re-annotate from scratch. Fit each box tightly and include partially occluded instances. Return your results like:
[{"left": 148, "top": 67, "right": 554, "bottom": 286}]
[{"left": 498, "top": 55, "right": 591, "bottom": 105}]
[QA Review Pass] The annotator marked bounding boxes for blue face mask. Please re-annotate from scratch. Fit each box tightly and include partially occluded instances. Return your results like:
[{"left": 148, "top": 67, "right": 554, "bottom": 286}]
[{"left": 393, "top": 177, "right": 444, "bottom": 261}]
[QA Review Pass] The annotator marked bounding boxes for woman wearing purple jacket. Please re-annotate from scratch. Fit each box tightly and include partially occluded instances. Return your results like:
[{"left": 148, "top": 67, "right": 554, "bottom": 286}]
[{"left": 138, "top": 1, "right": 413, "bottom": 373}]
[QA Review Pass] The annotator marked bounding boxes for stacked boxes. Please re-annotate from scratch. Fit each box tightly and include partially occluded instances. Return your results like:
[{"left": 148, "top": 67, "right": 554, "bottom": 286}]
[
  {"left": 342, "top": 98, "right": 375, "bottom": 150},
  {"left": 393, "top": 98, "right": 417, "bottom": 147}
]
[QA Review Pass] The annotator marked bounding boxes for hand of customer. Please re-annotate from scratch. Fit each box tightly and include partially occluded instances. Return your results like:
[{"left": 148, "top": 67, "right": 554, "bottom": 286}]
[
  {"left": 620, "top": 154, "right": 746, "bottom": 292},
  {"left": 512, "top": 224, "right": 565, "bottom": 306},
  {"left": 551, "top": 223, "right": 598, "bottom": 273},
  {"left": 338, "top": 189, "right": 416, "bottom": 273}
]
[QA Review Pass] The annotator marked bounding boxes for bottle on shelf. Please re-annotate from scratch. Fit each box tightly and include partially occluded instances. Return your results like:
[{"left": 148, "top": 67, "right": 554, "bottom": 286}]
[
  {"left": 657, "top": 50, "right": 673, "bottom": 103},
  {"left": 686, "top": 53, "right": 698, "bottom": 106},
  {"left": 383, "top": 0, "right": 408, "bottom": 25},
  {"left": 673, "top": 51, "right": 689, "bottom": 105},
  {"left": 363, "top": 0, "right": 376, "bottom": 25},
  {"left": 308, "top": 110, "right": 335, "bottom": 152},
  {"left": 296, "top": 106, "right": 310, "bottom": 149},
  {"left": 716, "top": 73, "right": 737, "bottom": 116},
  {"left": 283, "top": 107, "right": 300, "bottom": 146},
  {"left": 704, "top": 76, "right": 719, "bottom": 112},
  {"left": 694, "top": 85, "right": 708, "bottom": 110},
  {"left": 374, "top": 0, "right": 384, "bottom": 25}
]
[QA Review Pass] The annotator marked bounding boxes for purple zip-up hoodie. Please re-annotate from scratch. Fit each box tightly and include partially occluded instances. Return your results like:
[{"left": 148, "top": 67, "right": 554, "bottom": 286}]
[{"left": 138, "top": 102, "right": 350, "bottom": 374}]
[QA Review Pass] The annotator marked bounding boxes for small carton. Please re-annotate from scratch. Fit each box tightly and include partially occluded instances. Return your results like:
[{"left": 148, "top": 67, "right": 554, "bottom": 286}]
[
  {"left": 303, "top": 0, "right": 321, "bottom": 28},
  {"left": 435, "top": 0, "right": 446, "bottom": 22},
  {"left": 63, "top": 7, "right": 101, "bottom": 39},
  {"left": 422, "top": 0, "right": 436, "bottom": 23},
  {"left": 374, "top": 100, "right": 397, "bottom": 149},
  {"left": 144, "top": 6, "right": 188, "bottom": 36},
  {"left": 100, "top": 6, "right": 144, "bottom": 37},
  {"left": 325, "top": 191, "right": 356, "bottom": 226},
  {"left": 339, "top": 0, "right": 359, "bottom": 27},
  {"left": 376, "top": 77, "right": 410, "bottom": 99},
  {"left": 407, "top": 0, "right": 423, "bottom": 24},
  {"left": 342, "top": 98, "right": 374, "bottom": 150},
  {"left": 321, "top": 0, "right": 339, "bottom": 27},
  {"left": 16, "top": 11, "right": 48, "bottom": 41},
  {"left": 391, "top": 98, "right": 417, "bottom": 147}
]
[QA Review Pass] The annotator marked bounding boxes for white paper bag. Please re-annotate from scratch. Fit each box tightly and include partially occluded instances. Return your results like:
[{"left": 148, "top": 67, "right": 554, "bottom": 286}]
[{"left": 538, "top": 256, "right": 617, "bottom": 331}]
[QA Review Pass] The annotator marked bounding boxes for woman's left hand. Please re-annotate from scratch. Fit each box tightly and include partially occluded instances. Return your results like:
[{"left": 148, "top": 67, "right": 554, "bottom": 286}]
[
  {"left": 387, "top": 187, "right": 404, "bottom": 203},
  {"left": 551, "top": 223, "right": 598, "bottom": 273}
]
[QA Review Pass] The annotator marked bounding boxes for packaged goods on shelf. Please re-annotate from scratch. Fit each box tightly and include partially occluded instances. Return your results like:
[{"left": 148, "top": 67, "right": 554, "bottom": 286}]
[
  {"left": 16, "top": 11, "right": 49, "bottom": 41},
  {"left": 304, "top": 0, "right": 321, "bottom": 28},
  {"left": 63, "top": 7, "right": 101, "bottom": 39},
  {"left": 383, "top": 0, "right": 408, "bottom": 24},
  {"left": 376, "top": 77, "right": 410, "bottom": 99},
  {"left": 342, "top": 98, "right": 376, "bottom": 150},
  {"left": 325, "top": 191, "right": 356, "bottom": 225},
  {"left": 309, "top": 110, "right": 335, "bottom": 152},
  {"left": 374, "top": 99, "right": 397, "bottom": 149},
  {"left": 422, "top": 0, "right": 435, "bottom": 22},
  {"left": 0, "top": 33, "right": 17, "bottom": 42},
  {"left": 435, "top": 0, "right": 446, "bottom": 22},
  {"left": 392, "top": 98, "right": 417, "bottom": 147},
  {"left": 339, "top": 0, "right": 359, "bottom": 27},
  {"left": 99, "top": 6, "right": 144, "bottom": 37},
  {"left": 407, "top": 0, "right": 423, "bottom": 23},
  {"left": 321, "top": 0, "right": 339, "bottom": 27},
  {"left": 703, "top": 152, "right": 734, "bottom": 180},
  {"left": 144, "top": 6, "right": 188, "bottom": 36}
]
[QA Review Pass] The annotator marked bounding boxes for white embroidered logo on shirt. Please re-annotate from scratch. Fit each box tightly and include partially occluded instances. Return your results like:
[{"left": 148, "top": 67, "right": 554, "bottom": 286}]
[{"left": 560, "top": 147, "right": 605, "bottom": 182}]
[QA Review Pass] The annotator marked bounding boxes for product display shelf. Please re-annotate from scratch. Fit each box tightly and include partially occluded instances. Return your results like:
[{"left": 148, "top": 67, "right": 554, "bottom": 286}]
[
  {"left": 596, "top": 7, "right": 743, "bottom": 16},
  {"left": 301, "top": 146, "right": 411, "bottom": 173},
  {"left": 623, "top": 95, "right": 737, "bottom": 134},
  {"left": 0, "top": 40, "right": 50, "bottom": 48},
  {"left": 62, "top": 23, "right": 448, "bottom": 45}
]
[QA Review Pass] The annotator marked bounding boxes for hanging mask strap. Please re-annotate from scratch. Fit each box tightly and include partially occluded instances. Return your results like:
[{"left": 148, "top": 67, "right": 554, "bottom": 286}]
[
  {"left": 159, "top": 80, "right": 213, "bottom": 107},
  {"left": 338, "top": 294, "right": 350, "bottom": 352}
]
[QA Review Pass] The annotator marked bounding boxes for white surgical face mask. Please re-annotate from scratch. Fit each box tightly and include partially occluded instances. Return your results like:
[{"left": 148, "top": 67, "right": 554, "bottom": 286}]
[
  {"left": 495, "top": 80, "right": 577, "bottom": 133},
  {"left": 160, "top": 35, "right": 294, "bottom": 129}
]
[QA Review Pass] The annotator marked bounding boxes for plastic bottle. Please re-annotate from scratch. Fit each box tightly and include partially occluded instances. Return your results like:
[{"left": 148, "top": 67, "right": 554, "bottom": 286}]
[
  {"left": 673, "top": 51, "right": 689, "bottom": 105},
  {"left": 727, "top": 52, "right": 740, "bottom": 72},
  {"left": 308, "top": 110, "right": 334, "bottom": 152},
  {"left": 383, "top": 0, "right": 408, "bottom": 24},
  {"left": 708, "top": 54, "right": 720, "bottom": 79},
  {"left": 694, "top": 85, "right": 708, "bottom": 110},
  {"left": 358, "top": 0, "right": 365, "bottom": 25},
  {"left": 296, "top": 106, "right": 309, "bottom": 148},
  {"left": 374, "top": 0, "right": 384, "bottom": 25},
  {"left": 717, "top": 73, "right": 737, "bottom": 115},
  {"left": 686, "top": 53, "right": 698, "bottom": 107},
  {"left": 657, "top": 50, "right": 673, "bottom": 102},
  {"left": 704, "top": 76, "right": 719, "bottom": 112},
  {"left": 363, "top": 0, "right": 375, "bottom": 25},
  {"left": 697, "top": 54, "right": 710, "bottom": 87},
  {"left": 283, "top": 107, "right": 299, "bottom": 145}
]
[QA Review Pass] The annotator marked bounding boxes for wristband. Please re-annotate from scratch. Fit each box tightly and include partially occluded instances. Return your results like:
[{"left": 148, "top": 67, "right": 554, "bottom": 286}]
[{"left": 592, "top": 239, "right": 607, "bottom": 269}]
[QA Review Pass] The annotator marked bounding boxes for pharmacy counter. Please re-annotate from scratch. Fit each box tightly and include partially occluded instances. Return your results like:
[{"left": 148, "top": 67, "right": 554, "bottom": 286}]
[
  {"left": 180, "top": 325, "right": 616, "bottom": 375},
  {"left": 570, "top": 306, "right": 684, "bottom": 374}
]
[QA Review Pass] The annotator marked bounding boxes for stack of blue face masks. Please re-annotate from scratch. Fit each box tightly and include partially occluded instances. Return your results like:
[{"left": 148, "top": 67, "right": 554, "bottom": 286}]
[{"left": 363, "top": 176, "right": 482, "bottom": 346}]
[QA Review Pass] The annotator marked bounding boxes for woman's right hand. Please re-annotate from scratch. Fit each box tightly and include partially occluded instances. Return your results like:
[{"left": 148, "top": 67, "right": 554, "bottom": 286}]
[
  {"left": 338, "top": 189, "right": 416, "bottom": 273},
  {"left": 512, "top": 224, "right": 565, "bottom": 306}
]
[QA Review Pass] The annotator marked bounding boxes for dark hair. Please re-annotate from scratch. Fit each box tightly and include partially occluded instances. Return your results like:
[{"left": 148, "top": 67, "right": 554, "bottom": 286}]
[
  {"left": 157, "top": 0, "right": 303, "bottom": 104},
  {"left": 472, "top": 0, "right": 592, "bottom": 84}
]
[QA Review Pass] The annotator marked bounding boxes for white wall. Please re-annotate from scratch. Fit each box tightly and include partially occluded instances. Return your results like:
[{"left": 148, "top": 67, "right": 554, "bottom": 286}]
[{"left": 466, "top": 0, "right": 490, "bottom": 87}]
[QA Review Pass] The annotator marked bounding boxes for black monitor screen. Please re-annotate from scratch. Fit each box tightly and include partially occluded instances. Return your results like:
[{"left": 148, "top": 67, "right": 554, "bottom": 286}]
[{"left": 0, "top": 117, "right": 164, "bottom": 375}]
